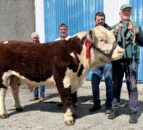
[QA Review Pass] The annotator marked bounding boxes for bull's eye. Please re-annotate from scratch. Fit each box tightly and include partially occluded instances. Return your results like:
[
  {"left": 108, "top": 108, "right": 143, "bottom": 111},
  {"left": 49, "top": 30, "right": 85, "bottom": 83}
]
[
  {"left": 104, "top": 40, "right": 108, "bottom": 43},
  {"left": 105, "top": 50, "right": 110, "bottom": 53},
  {"left": 99, "top": 38, "right": 104, "bottom": 42}
]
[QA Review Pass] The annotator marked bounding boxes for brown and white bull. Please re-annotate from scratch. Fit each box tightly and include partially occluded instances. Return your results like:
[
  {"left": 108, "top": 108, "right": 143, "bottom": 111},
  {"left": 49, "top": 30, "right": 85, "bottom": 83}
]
[{"left": 0, "top": 26, "right": 124, "bottom": 125}]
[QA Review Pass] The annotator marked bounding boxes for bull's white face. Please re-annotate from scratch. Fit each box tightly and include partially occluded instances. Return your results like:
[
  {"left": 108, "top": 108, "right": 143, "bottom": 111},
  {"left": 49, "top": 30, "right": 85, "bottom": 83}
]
[
  {"left": 87, "top": 26, "right": 124, "bottom": 61},
  {"left": 91, "top": 27, "right": 115, "bottom": 52}
]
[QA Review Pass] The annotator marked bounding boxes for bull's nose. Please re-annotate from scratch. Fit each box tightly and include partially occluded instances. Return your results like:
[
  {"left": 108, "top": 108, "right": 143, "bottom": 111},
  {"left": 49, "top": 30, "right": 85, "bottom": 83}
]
[{"left": 119, "top": 48, "right": 124, "bottom": 54}]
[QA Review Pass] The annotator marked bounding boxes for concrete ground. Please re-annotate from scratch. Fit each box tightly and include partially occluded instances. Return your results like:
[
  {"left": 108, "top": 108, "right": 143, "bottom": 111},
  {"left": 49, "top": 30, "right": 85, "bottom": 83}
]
[{"left": 0, "top": 81, "right": 143, "bottom": 130}]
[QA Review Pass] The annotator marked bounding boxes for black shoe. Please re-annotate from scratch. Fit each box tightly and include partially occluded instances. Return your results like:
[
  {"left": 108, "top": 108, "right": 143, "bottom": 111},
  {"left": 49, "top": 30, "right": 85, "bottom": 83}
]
[
  {"left": 105, "top": 107, "right": 112, "bottom": 114},
  {"left": 39, "top": 97, "right": 45, "bottom": 103},
  {"left": 105, "top": 109, "right": 112, "bottom": 114},
  {"left": 129, "top": 113, "right": 138, "bottom": 124},
  {"left": 108, "top": 110, "right": 119, "bottom": 119},
  {"left": 29, "top": 97, "right": 39, "bottom": 101},
  {"left": 56, "top": 102, "right": 63, "bottom": 107},
  {"left": 73, "top": 103, "right": 78, "bottom": 108},
  {"left": 89, "top": 106, "right": 101, "bottom": 112}
]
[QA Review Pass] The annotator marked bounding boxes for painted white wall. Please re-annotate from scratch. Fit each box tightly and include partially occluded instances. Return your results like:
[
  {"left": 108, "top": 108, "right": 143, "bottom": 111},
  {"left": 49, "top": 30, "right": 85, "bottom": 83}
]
[
  {"left": 104, "top": 0, "right": 129, "bottom": 26},
  {"left": 35, "top": 0, "right": 45, "bottom": 43},
  {"left": 104, "top": 0, "right": 129, "bottom": 81}
]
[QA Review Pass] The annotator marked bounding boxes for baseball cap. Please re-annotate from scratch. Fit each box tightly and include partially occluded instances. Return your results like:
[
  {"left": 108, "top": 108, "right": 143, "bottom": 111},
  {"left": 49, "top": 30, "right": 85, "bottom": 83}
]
[{"left": 120, "top": 4, "right": 132, "bottom": 10}]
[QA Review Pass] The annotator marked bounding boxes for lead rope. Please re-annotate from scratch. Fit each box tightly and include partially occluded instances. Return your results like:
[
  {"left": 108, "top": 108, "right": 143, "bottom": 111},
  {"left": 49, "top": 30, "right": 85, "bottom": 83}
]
[
  {"left": 121, "top": 27, "right": 126, "bottom": 58},
  {"left": 130, "top": 28, "right": 136, "bottom": 72},
  {"left": 120, "top": 23, "right": 136, "bottom": 76},
  {"left": 120, "top": 26, "right": 127, "bottom": 73}
]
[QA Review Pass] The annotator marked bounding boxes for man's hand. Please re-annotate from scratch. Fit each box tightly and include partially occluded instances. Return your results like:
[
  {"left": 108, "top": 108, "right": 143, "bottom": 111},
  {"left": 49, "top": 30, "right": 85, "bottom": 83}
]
[
  {"left": 128, "top": 22, "right": 139, "bottom": 34},
  {"left": 128, "top": 22, "right": 134, "bottom": 30},
  {"left": 114, "top": 23, "right": 124, "bottom": 35}
]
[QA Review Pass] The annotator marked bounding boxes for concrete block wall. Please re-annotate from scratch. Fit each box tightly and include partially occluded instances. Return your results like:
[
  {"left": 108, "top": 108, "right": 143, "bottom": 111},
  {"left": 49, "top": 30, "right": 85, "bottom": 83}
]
[{"left": 0, "top": 0, "right": 35, "bottom": 41}]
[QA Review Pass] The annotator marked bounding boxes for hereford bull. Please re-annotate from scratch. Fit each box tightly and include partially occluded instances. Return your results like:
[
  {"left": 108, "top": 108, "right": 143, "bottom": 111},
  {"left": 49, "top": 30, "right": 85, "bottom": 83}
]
[{"left": 0, "top": 26, "right": 124, "bottom": 125}]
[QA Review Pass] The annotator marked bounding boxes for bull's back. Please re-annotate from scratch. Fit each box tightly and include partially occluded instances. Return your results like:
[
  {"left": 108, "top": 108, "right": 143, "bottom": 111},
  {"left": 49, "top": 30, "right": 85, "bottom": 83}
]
[
  {"left": 0, "top": 40, "right": 78, "bottom": 82},
  {"left": 0, "top": 42, "right": 54, "bottom": 81}
]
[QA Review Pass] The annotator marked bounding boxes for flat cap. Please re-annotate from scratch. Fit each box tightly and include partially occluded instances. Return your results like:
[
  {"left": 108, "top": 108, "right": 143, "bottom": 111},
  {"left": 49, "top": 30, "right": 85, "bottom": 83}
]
[{"left": 120, "top": 4, "right": 132, "bottom": 10}]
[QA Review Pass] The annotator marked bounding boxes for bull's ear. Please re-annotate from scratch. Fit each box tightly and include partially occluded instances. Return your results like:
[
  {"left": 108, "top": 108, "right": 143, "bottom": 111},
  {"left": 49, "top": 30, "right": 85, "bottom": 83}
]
[
  {"left": 89, "top": 30, "right": 93, "bottom": 39},
  {"left": 87, "top": 30, "right": 94, "bottom": 41}
]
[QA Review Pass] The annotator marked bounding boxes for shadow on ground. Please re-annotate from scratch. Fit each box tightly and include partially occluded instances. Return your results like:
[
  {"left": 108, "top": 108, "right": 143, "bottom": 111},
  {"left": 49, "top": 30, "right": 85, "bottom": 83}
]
[{"left": 7, "top": 94, "right": 143, "bottom": 122}]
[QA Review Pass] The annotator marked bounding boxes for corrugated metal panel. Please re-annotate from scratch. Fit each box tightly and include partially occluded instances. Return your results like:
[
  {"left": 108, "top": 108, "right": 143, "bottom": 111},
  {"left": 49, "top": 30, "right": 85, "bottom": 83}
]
[
  {"left": 44, "top": 0, "right": 103, "bottom": 42},
  {"left": 130, "top": 0, "right": 143, "bottom": 82}
]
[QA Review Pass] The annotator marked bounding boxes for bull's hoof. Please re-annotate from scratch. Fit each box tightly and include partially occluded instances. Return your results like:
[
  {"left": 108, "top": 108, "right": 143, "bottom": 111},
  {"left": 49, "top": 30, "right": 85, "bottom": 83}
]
[
  {"left": 65, "top": 120, "right": 74, "bottom": 126},
  {"left": 0, "top": 114, "right": 9, "bottom": 119},
  {"left": 16, "top": 107, "right": 23, "bottom": 112}
]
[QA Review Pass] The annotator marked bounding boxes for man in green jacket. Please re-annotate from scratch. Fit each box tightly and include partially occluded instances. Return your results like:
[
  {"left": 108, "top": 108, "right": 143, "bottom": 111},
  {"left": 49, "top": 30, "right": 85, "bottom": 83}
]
[{"left": 108, "top": 4, "right": 143, "bottom": 124}]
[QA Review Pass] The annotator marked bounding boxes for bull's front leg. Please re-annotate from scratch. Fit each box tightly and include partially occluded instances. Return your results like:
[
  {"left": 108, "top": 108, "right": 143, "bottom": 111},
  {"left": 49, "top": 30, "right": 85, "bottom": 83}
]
[
  {"left": 57, "top": 85, "right": 74, "bottom": 126},
  {"left": 63, "top": 88, "right": 74, "bottom": 125},
  {"left": 0, "top": 88, "right": 8, "bottom": 118}
]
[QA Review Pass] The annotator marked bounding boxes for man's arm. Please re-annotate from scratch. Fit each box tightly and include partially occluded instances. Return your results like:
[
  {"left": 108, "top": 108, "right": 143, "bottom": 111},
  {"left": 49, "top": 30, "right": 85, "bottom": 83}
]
[{"left": 136, "top": 26, "right": 143, "bottom": 47}]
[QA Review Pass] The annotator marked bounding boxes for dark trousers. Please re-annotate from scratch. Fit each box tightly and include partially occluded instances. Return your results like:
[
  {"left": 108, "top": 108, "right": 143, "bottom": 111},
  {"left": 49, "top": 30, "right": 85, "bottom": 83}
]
[
  {"left": 112, "top": 59, "right": 138, "bottom": 113},
  {"left": 71, "top": 92, "right": 77, "bottom": 104}
]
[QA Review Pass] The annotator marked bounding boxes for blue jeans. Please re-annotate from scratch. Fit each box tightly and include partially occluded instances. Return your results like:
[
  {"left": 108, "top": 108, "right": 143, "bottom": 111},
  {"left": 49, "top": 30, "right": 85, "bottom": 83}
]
[
  {"left": 91, "top": 62, "right": 113, "bottom": 109},
  {"left": 34, "top": 85, "right": 45, "bottom": 98}
]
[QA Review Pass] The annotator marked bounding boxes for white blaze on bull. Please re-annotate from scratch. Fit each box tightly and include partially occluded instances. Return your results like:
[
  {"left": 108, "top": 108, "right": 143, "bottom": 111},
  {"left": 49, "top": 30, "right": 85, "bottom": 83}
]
[{"left": 3, "top": 41, "right": 8, "bottom": 44}]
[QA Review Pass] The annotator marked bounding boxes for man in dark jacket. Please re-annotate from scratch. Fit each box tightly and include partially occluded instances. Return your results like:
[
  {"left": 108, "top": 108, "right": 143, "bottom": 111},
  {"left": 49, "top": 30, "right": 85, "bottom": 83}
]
[
  {"left": 108, "top": 4, "right": 143, "bottom": 124},
  {"left": 89, "top": 12, "right": 113, "bottom": 114}
]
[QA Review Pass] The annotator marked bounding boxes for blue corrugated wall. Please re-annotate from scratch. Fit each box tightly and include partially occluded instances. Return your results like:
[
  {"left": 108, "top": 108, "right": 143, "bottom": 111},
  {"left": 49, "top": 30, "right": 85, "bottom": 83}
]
[
  {"left": 44, "top": 0, "right": 103, "bottom": 42},
  {"left": 130, "top": 0, "right": 143, "bottom": 82}
]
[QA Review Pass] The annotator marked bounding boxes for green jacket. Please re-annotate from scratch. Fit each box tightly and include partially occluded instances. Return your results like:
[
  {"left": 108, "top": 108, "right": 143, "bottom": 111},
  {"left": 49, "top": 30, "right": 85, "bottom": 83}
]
[{"left": 112, "top": 20, "right": 143, "bottom": 60}]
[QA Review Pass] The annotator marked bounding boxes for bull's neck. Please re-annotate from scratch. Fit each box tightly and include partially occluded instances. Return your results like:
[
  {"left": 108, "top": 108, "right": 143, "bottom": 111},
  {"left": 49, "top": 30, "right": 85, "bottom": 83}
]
[
  {"left": 77, "top": 46, "right": 95, "bottom": 78},
  {"left": 78, "top": 44, "right": 110, "bottom": 78}
]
